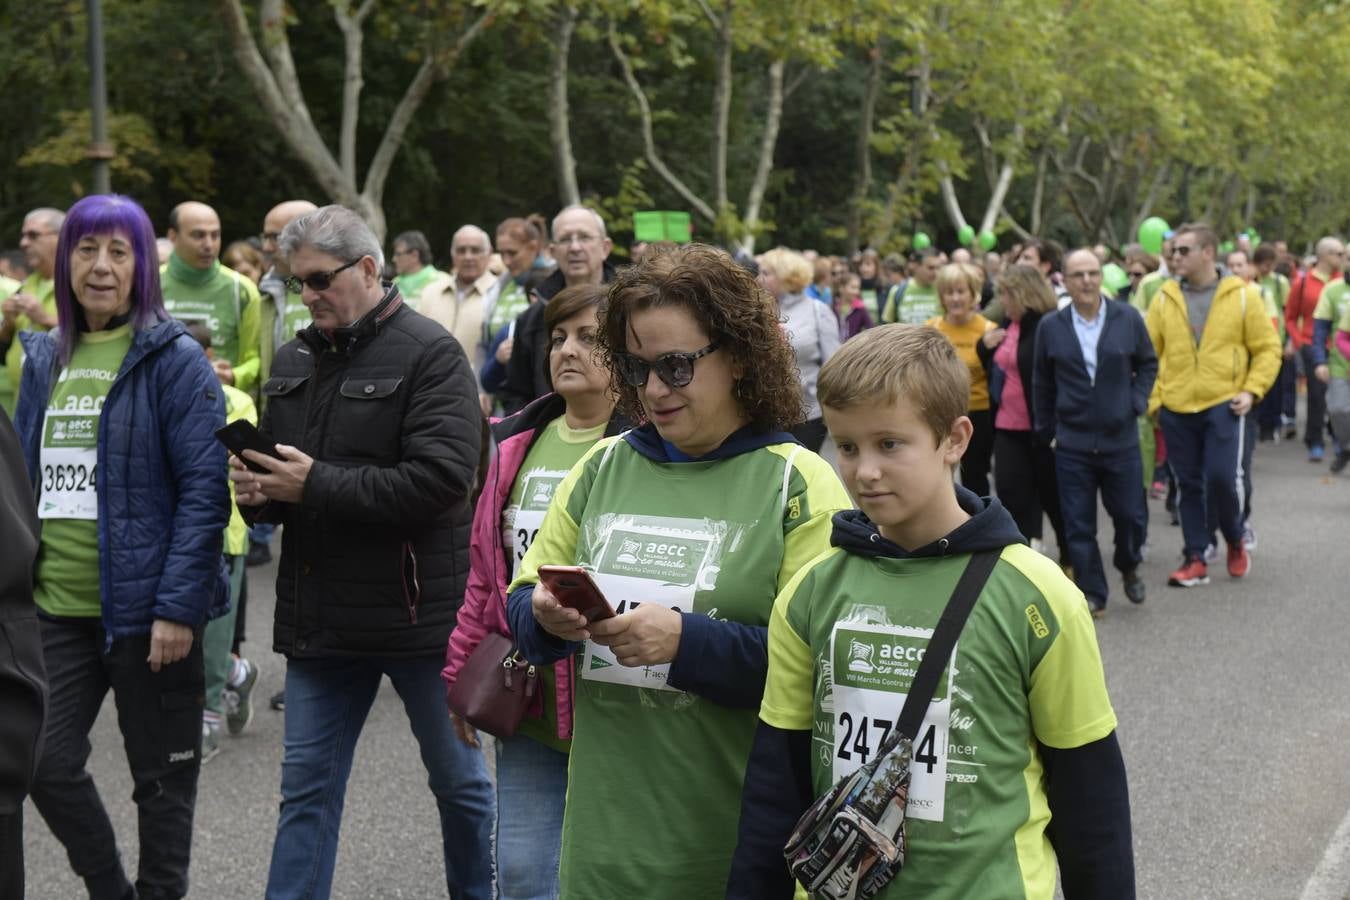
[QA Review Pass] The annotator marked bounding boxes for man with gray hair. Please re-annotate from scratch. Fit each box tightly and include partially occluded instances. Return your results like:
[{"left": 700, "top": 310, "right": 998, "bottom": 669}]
[
  {"left": 230, "top": 204, "right": 493, "bottom": 900},
  {"left": 419, "top": 224, "right": 498, "bottom": 372},
  {"left": 0, "top": 207, "right": 63, "bottom": 416},
  {"left": 501, "top": 205, "right": 615, "bottom": 412}
]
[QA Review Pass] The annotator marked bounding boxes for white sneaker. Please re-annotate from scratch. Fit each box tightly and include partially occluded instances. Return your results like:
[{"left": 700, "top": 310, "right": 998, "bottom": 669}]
[
  {"left": 1242, "top": 523, "right": 1257, "bottom": 551},
  {"left": 1203, "top": 542, "right": 1218, "bottom": 563},
  {"left": 1030, "top": 537, "right": 1047, "bottom": 555}
]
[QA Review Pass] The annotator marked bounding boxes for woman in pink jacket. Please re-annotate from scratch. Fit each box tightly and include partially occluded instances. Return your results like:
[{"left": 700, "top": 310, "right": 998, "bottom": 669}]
[{"left": 443, "top": 283, "right": 620, "bottom": 900}]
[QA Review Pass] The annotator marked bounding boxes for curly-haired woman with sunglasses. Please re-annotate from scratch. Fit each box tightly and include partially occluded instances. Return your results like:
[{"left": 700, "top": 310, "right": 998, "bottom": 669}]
[{"left": 504, "top": 243, "right": 850, "bottom": 899}]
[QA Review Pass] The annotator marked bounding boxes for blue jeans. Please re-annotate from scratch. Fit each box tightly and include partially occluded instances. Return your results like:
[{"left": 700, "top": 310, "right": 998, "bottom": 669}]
[
  {"left": 1054, "top": 446, "right": 1146, "bottom": 607},
  {"left": 1160, "top": 405, "right": 1246, "bottom": 560},
  {"left": 265, "top": 655, "right": 495, "bottom": 900},
  {"left": 494, "top": 735, "right": 567, "bottom": 900}
]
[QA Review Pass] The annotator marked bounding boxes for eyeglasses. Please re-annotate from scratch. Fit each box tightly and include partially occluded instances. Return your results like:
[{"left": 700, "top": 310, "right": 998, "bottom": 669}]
[
  {"left": 613, "top": 343, "right": 720, "bottom": 389},
  {"left": 20, "top": 229, "right": 54, "bottom": 241},
  {"left": 1169, "top": 245, "right": 1195, "bottom": 258},
  {"left": 553, "top": 233, "right": 600, "bottom": 247},
  {"left": 260, "top": 231, "right": 282, "bottom": 244},
  {"left": 1127, "top": 270, "right": 1147, "bottom": 278},
  {"left": 1065, "top": 271, "right": 1102, "bottom": 281},
  {"left": 284, "top": 258, "right": 362, "bottom": 293}
]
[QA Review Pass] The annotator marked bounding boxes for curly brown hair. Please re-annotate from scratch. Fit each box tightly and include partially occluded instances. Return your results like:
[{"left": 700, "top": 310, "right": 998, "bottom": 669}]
[{"left": 599, "top": 243, "right": 804, "bottom": 431}]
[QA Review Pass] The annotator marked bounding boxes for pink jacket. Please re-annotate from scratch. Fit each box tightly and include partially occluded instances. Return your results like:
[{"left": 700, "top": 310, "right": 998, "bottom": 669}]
[{"left": 442, "top": 393, "right": 615, "bottom": 741}]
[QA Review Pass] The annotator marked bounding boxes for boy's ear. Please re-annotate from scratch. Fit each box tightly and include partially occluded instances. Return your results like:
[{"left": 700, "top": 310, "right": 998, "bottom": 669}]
[{"left": 943, "top": 415, "right": 974, "bottom": 463}]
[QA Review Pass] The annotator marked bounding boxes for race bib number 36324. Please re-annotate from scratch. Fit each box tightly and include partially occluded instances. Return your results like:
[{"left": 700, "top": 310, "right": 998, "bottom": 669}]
[
  {"left": 39, "top": 412, "right": 99, "bottom": 520},
  {"left": 827, "top": 622, "right": 955, "bottom": 822}
]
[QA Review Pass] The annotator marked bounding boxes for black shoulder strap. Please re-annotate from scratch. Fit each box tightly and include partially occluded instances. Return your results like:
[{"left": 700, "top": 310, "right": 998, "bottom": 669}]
[{"left": 894, "top": 549, "right": 1001, "bottom": 741}]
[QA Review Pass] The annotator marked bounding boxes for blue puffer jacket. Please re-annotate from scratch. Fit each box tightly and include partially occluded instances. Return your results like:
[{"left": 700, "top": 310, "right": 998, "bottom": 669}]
[{"left": 16, "top": 318, "right": 230, "bottom": 642}]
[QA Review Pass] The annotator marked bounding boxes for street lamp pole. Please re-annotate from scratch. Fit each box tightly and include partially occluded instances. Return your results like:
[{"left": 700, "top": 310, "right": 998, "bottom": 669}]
[{"left": 86, "top": 0, "right": 113, "bottom": 193}]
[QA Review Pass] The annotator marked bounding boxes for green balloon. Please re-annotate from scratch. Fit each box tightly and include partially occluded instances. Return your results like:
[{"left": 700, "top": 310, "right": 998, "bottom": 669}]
[
  {"left": 978, "top": 230, "right": 997, "bottom": 252},
  {"left": 1138, "top": 216, "right": 1169, "bottom": 255},
  {"left": 1219, "top": 240, "right": 1235, "bottom": 255},
  {"left": 1102, "top": 262, "right": 1129, "bottom": 294},
  {"left": 957, "top": 225, "right": 975, "bottom": 247},
  {"left": 913, "top": 231, "right": 932, "bottom": 250}
]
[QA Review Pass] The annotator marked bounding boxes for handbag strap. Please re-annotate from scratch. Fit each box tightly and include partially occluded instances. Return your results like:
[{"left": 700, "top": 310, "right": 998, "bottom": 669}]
[{"left": 893, "top": 549, "right": 1001, "bottom": 741}]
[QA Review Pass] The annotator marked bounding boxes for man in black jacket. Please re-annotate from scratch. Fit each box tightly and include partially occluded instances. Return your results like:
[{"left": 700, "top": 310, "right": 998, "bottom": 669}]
[
  {"left": 0, "top": 406, "right": 45, "bottom": 900},
  {"left": 499, "top": 205, "right": 615, "bottom": 413},
  {"left": 1034, "top": 248, "right": 1158, "bottom": 617},
  {"left": 230, "top": 205, "right": 493, "bottom": 900}
]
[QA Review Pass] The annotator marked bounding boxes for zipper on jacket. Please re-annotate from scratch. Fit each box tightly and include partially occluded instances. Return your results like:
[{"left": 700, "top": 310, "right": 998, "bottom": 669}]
[
  {"left": 402, "top": 540, "right": 422, "bottom": 624},
  {"left": 294, "top": 350, "right": 323, "bottom": 645}
]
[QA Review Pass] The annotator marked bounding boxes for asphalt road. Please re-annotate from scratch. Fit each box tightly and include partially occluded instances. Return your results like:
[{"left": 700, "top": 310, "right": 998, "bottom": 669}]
[{"left": 21, "top": 414, "right": 1350, "bottom": 899}]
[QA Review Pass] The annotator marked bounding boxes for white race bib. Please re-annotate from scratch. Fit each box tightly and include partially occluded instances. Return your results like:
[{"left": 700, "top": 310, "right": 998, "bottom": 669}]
[
  {"left": 38, "top": 411, "right": 99, "bottom": 520},
  {"left": 827, "top": 621, "right": 955, "bottom": 823},
  {"left": 580, "top": 518, "right": 718, "bottom": 692},
  {"left": 505, "top": 468, "right": 570, "bottom": 581}
]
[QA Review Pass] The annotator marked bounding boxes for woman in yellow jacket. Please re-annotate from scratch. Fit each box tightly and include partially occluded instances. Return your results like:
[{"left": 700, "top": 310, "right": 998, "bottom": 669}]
[{"left": 1145, "top": 224, "right": 1280, "bottom": 588}]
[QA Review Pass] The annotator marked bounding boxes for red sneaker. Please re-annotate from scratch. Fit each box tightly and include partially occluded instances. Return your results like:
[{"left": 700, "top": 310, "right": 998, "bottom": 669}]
[
  {"left": 1168, "top": 557, "right": 1209, "bottom": 587},
  {"left": 1226, "top": 542, "right": 1251, "bottom": 578}
]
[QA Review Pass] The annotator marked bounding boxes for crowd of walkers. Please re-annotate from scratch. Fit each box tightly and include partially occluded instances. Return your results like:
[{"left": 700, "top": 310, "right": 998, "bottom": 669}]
[{"left": 0, "top": 191, "right": 1343, "bottom": 900}]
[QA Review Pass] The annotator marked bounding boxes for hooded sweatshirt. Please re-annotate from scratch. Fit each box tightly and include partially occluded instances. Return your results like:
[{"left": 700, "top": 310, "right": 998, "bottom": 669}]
[
  {"left": 729, "top": 488, "right": 1134, "bottom": 899},
  {"left": 505, "top": 421, "right": 850, "bottom": 900}
]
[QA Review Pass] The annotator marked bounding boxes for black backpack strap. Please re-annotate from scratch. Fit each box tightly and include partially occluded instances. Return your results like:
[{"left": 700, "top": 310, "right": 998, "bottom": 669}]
[{"left": 894, "top": 549, "right": 1001, "bottom": 741}]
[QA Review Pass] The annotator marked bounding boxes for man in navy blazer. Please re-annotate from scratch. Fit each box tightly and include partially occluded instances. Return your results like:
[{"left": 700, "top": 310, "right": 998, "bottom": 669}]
[{"left": 1034, "top": 248, "right": 1158, "bottom": 616}]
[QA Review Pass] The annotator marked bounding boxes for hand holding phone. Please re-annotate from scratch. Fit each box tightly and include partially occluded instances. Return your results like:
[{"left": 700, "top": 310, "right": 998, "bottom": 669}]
[
  {"left": 538, "top": 566, "right": 615, "bottom": 623},
  {"left": 216, "top": 421, "right": 284, "bottom": 473}
]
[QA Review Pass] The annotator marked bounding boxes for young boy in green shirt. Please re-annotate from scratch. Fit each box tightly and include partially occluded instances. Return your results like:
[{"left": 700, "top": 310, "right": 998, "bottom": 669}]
[{"left": 729, "top": 324, "right": 1134, "bottom": 899}]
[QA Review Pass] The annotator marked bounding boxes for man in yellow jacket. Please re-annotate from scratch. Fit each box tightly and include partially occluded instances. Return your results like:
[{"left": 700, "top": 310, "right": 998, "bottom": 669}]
[{"left": 1146, "top": 223, "right": 1281, "bottom": 588}]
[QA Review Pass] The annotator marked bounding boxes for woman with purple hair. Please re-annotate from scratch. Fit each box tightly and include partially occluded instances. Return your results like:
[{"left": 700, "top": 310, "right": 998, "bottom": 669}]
[{"left": 12, "top": 193, "right": 229, "bottom": 900}]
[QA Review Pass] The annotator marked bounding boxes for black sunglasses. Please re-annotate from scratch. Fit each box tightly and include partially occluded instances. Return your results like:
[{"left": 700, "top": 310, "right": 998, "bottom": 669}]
[
  {"left": 284, "top": 258, "right": 362, "bottom": 294},
  {"left": 614, "top": 343, "right": 720, "bottom": 389},
  {"left": 1169, "top": 245, "right": 1194, "bottom": 258}
]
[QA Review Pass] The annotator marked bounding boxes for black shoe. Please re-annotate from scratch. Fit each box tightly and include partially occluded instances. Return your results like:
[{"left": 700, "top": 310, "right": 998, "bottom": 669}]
[
  {"left": 269, "top": 689, "right": 285, "bottom": 711},
  {"left": 1332, "top": 449, "right": 1350, "bottom": 475},
  {"left": 1123, "top": 569, "right": 1146, "bottom": 604},
  {"left": 1258, "top": 425, "right": 1276, "bottom": 442},
  {"left": 246, "top": 540, "right": 272, "bottom": 567}
]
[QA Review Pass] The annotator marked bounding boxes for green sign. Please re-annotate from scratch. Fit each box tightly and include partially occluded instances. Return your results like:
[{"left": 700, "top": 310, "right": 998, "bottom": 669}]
[{"left": 633, "top": 210, "right": 692, "bottom": 243}]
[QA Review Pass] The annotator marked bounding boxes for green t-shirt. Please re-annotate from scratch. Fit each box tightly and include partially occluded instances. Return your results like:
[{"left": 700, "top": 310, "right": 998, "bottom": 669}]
[
  {"left": 1131, "top": 270, "right": 1167, "bottom": 313},
  {"left": 160, "top": 253, "right": 261, "bottom": 393},
  {"left": 504, "top": 415, "right": 607, "bottom": 752},
  {"left": 394, "top": 265, "right": 447, "bottom": 311},
  {"left": 486, "top": 277, "right": 531, "bottom": 344},
  {"left": 882, "top": 281, "right": 940, "bottom": 325},
  {"left": 761, "top": 542, "right": 1117, "bottom": 900},
  {"left": 510, "top": 436, "right": 851, "bottom": 900},
  {"left": 1316, "top": 280, "right": 1350, "bottom": 380},
  {"left": 1, "top": 273, "right": 57, "bottom": 416},
  {"left": 33, "top": 324, "right": 134, "bottom": 618}
]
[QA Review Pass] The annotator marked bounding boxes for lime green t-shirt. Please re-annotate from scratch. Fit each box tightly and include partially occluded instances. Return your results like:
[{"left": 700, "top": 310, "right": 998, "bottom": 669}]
[
  {"left": 222, "top": 384, "right": 258, "bottom": 556},
  {"left": 882, "top": 281, "right": 940, "bottom": 325},
  {"left": 486, "top": 277, "right": 531, "bottom": 344},
  {"left": 1313, "top": 281, "right": 1350, "bottom": 380},
  {"left": 503, "top": 415, "right": 607, "bottom": 753},
  {"left": 510, "top": 435, "right": 851, "bottom": 900},
  {"left": 1131, "top": 270, "right": 1166, "bottom": 313},
  {"left": 394, "top": 265, "right": 447, "bottom": 311},
  {"left": 761, "top": 542, "right": 1117, "bottom": 900},
  {"left": 33, "top": 324, "right": 134, "bottom": 618},
  {"left": 1, "top": 273, "right": 57, "bottom": 416},
  {"left": 160, "top": 253, "right": 262, "bottom": 393}
]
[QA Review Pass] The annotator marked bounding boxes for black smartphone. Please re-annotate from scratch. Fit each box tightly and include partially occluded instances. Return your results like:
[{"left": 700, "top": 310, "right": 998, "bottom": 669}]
[{"left": 215, "top": 421, "right": 284, "bottom": 473}]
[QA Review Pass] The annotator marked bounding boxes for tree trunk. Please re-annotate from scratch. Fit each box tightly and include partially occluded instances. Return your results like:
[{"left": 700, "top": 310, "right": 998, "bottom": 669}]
[
  {"left": 738, "top": 58, "right": 785, "bottom": 255},
  {"left": 216, "top": 0, "right": 493, "bottom": 241},
  {"left": 845, "top": 45, "right": 882, "bottom": 254},
  {"left": 548, "top": 5, "right": 581, "bottom": 207},
  {"left": 711, "top": 0, "right": 734, "bottom": 217}
]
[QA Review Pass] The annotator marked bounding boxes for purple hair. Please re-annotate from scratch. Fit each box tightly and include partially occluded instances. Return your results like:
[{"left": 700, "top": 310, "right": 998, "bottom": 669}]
[{"left": 53, "top": 194, "right": 166, "bottom": 363}]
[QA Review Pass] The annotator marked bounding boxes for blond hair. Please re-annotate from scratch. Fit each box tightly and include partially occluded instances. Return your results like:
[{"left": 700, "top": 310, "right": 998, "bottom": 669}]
[
  {"left": 818, "top": 324, "right": 969, "bottom": 447},
  {"left": 934, "top": 262, "right": 984, "bottom": 309},
  {"left": 758, "top": 247, "right": 813, "bottom": 294},
  {"left": 994, "top": 264, "right": 1058, "bottom": 316}
]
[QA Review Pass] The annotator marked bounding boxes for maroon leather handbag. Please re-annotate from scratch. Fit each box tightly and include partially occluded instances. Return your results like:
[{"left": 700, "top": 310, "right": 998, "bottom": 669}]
[{"left": 447, "top": 631, "right": 539, "bottom": 738}]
